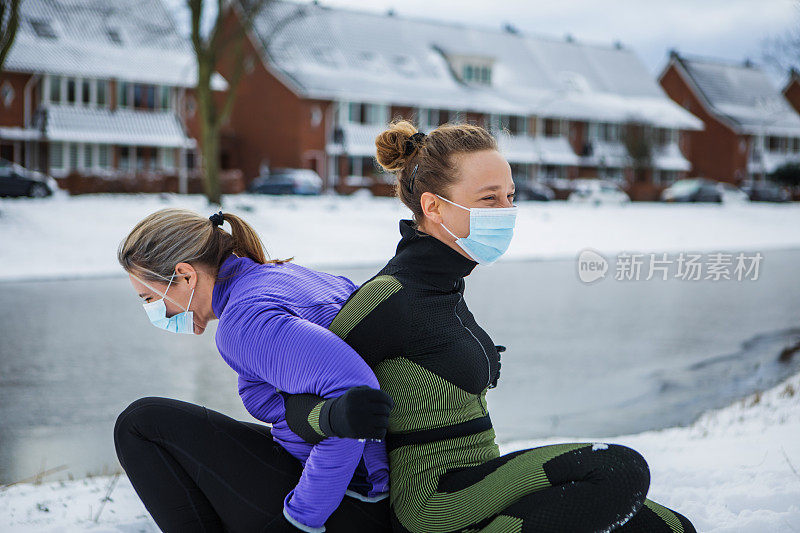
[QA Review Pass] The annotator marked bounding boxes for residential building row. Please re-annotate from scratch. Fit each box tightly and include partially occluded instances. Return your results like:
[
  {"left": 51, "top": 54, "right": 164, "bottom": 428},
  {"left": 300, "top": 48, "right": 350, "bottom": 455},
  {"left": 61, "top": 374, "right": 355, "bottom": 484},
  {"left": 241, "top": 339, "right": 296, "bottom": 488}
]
[{"left": 1, "top": 0, "right": 799, "bottom": 196}]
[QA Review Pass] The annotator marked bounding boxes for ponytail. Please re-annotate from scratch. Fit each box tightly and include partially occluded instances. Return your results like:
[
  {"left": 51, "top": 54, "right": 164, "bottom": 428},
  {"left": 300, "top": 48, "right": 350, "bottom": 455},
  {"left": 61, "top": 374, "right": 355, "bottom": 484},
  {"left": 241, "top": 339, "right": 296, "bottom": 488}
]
[{"left": 118, "top": 208, "right": 292, "bottom": 283}]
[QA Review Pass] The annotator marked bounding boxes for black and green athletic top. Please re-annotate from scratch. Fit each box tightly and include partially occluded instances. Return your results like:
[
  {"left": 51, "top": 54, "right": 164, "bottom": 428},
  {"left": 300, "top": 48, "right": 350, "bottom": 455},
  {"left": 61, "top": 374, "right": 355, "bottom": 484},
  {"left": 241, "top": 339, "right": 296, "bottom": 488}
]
[
  {"left": 284, "top": 219, "right": 503, "bottom": 516},
  {"left": 285, "top": 218, "right": 697, "bottom": 533}
]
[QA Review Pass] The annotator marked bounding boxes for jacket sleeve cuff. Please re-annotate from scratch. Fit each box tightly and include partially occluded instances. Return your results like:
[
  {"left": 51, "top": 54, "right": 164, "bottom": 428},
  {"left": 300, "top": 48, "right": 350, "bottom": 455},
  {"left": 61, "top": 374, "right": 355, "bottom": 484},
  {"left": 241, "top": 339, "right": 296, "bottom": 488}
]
[
  {"left": 318, "top": 397, "right": 335, "bottom": 437},
  {"left": 283, "top": 505, "right": 326, "bottom": 533}
]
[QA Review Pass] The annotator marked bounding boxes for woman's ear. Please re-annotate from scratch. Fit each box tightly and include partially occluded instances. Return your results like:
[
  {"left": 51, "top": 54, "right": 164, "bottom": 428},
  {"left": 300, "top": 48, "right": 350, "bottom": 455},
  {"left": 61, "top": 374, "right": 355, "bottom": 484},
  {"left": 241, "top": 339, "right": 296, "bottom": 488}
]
[
  {"left": 420, "top": 192, "right": 444, "bottom": 224},
  {"left": 174, "top": 262, "right": 196, "bottom": 286}
]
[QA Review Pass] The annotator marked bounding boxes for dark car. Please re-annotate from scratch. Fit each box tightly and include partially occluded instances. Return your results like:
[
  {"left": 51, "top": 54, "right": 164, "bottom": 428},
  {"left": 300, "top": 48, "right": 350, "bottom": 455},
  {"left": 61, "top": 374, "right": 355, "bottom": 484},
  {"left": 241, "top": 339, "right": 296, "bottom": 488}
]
[
  {"left": 514, "top": 180, "right": 555, "bottom": 201},
  {"left": 740, "top": 182, "right": 791, "bottom": 202},
  {"left": 0, "top": 159, "right": 57, "bottom": 198},
  {"left": 661, "top": 178, "right": 722, "bottom": 203},
  {"left": 247, "top": 168, "right": 323, "bottom": 195}
]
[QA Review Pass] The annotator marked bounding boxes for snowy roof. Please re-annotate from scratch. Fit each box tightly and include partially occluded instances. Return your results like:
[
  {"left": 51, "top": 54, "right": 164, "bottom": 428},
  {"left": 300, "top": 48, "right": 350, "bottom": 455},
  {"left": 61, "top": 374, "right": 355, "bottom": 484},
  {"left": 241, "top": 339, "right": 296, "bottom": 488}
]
[
  {"left": 41, "top": 105, "right": 194, "bottom": 147},
  {"left": 250, "top": 1, "right": 701, "bottom": 129},
  {"left": 5, "top": 0, "right": 225, "bottom": 89},
  {"left": 671, "top": 53, "right": 800, "bottom": 137}
]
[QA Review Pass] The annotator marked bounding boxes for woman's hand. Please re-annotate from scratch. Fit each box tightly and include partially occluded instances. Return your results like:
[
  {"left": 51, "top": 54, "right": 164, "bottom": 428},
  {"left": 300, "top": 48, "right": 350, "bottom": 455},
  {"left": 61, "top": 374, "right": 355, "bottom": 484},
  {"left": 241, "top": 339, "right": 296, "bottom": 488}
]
[{"left": 324, "top": 386, "right": 394, "bottom": 440}]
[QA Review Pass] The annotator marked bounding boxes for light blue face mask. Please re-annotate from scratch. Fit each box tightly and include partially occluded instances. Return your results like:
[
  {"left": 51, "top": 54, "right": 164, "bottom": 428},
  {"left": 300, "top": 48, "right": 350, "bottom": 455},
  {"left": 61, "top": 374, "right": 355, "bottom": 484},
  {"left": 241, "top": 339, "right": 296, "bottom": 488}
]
[
  {"left": 140, "top": 272, "right": 196, "bottom": 335},
  {"left": 436, "top": 194, "right": 518, "bottom": 265}
]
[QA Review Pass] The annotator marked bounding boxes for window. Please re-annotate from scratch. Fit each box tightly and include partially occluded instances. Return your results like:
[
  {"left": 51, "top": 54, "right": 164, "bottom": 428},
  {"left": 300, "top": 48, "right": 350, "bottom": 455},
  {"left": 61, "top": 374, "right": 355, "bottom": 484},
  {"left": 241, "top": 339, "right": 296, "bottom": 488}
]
[
  {"left": 542, "top": 165, "right": 566, "bottom": 180},
  {"left": 347, "top": 102, "right": 364, "bottom": 123},
  {"left": 425, "top": 108, "right": 449, "bottom": 128},
  {"left": 159, "top": 86, "right": 170, "bottom": 110},
  {"left": 118, "top": 82, "right": 130, "bottom": 108},
  {"left": 68, "top": 143, "right": 79, "bottom": 169},
  {"left": 605, "top": 123, "right": 620, "bottom": 142},
  {"left": 365, "top": 104, "right": 388, "bottom": 125},
  {"left": 30, "top": 19, "right": 57, "bottom": 39},
  {"left": 136, "top": 147, "right": 147, "bottom": 170},
  {"left": 589, "top": 122, "right": 622, "bottom": 142},
  {"left": 82, "top": 79, "right": 91, "bottom": 106},
  {"left": 83, "top": 144, "right": 93, "bottom": 169},
  {"left": 510, "top": 163, "right": 530, "bottom": 180},
  {"left": 97, "top": 80, "right": 107, "bottom": 107},
  {"left": 464, "top": 65, "right": 473, "bottom": 81},
  {"left": 49, "top": 76, "right": 61, "bottom": 103},
  {"left": 794, "top": 138, "right": 800, "bottom": 153},
  {"left": 98, "top": 145, "right": 110, "bottom": 169},
  {"left": 66, "top": 79, "right": 76, "bottom": 104},
  {"left": 160, "top": 148, "right": 175, "bottom": 170},
  {"left": 145, "top": 86, "right": 155, "bottom": 109},
  {"left": 0, "top": 81, "right": 13, "bottom": 107},
  {"left": 119, "top": 146, "right": 131, "bottom": 170},
  {"left": 49, "top": 142, "right": 64, "bottom": 170},
  {"left": 462, "top": 63, "right": 492, "bottom": 84},
  {"left": 134, "top": 85, "right": 145, "bottom": 108},
  {"left": 544, "top": 118, "right": 564, "bottom": 137},
  {"left": 500, "top": 115, "right": 527, "bottom": 135}
]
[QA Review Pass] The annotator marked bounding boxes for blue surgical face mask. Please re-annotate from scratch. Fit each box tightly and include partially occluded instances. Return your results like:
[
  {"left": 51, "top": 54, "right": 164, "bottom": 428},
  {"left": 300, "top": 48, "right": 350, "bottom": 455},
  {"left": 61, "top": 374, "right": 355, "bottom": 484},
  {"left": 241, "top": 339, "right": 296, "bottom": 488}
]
[
  {"left": 139, "top": 272, "right": 196, "bottom": 334},
  {"left": 436, "top": 194, "right": 518, "bottom": 265}
]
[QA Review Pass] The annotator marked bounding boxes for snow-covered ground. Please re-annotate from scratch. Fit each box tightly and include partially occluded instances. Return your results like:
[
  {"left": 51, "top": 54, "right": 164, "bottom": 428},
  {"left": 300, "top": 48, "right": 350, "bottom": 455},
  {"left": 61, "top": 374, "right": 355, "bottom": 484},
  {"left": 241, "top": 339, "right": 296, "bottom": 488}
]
[
  {"left": 1, "top": 370, "right": 798, "bottom": 532},
  {"left": 1, "top": 192, "right": 799, "bottom": 281}
]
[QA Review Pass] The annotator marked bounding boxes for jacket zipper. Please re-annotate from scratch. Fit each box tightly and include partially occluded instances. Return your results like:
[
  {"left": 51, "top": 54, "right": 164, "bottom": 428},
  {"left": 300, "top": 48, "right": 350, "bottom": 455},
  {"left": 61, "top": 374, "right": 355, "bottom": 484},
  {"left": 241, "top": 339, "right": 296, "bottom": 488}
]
[{"left": 453, "top": 293, "right": 491, "bottom": 416}]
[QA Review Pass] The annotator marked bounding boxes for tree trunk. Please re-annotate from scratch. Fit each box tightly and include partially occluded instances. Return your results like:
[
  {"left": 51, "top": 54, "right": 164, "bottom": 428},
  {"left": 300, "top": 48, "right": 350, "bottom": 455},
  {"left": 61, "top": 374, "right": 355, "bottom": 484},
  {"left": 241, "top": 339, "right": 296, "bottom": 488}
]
[{"left": 202, "top": 124, "right": 222, "bottom": 205}]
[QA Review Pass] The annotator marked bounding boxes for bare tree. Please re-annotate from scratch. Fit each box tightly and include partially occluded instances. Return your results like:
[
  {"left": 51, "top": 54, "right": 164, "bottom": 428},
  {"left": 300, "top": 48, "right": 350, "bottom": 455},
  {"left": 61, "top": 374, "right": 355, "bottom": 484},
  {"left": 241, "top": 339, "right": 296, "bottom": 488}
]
[
  {"left": 0, "top": 0, "right": 22, "bottom": 76},
  {"left": 762, "top": 3, "right": 800, "bottom": 74},
  {"left": 187, "top": 0, "right": 268, "bottom": 206}
]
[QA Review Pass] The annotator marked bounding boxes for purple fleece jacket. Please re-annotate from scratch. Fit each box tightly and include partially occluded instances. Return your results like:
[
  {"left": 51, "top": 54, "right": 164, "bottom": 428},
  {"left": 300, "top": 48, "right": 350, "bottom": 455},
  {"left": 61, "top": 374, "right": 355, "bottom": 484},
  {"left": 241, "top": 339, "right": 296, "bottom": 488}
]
[{"left": 211, "top": 253, "right": 390, "bottom": 530}]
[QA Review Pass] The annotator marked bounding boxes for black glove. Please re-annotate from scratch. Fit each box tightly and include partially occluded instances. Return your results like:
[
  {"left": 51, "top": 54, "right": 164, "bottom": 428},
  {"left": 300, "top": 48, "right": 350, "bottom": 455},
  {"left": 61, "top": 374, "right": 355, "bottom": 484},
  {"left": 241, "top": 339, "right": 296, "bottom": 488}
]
[
  {"left": 489, "top": 345, "right": 506, "bottom": 389},
  {"left": 321, "top": 385, "right": 394, "bottom": 439}
]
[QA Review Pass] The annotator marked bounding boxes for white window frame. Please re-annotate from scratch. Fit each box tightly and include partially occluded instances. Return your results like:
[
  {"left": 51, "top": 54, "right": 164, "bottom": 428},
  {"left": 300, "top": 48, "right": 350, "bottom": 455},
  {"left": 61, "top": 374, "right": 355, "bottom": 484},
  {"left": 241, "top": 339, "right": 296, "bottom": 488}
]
[
  {"left": 366, "top": 103, "right": 389, "bottom": 125},
  {"left": 49, "top": 141, "right": 65, "bottom": 171},
  {"left": 67, "top": 142, "right": 79, "bottom": 170},
  {"left": 587, "top": 122, "right": 599, "bottom": 141},
  {"left": 97, "top": 144, "right": 110, "bottom": 170}
]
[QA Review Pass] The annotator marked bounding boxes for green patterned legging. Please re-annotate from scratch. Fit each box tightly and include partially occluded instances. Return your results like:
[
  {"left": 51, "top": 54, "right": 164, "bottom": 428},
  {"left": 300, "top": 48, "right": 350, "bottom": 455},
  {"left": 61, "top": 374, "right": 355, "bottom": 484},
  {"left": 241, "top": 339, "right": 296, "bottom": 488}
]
[{"left": 388, "top": 430, "right": 696, "bottom": 533}]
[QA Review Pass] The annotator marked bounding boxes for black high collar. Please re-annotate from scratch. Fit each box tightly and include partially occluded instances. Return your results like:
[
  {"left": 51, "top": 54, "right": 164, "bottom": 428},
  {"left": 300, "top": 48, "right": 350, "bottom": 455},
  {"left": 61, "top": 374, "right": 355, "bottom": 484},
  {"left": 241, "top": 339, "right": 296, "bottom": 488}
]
[{"left": 391, "top": 219, "right": 478, "bottom": 291}]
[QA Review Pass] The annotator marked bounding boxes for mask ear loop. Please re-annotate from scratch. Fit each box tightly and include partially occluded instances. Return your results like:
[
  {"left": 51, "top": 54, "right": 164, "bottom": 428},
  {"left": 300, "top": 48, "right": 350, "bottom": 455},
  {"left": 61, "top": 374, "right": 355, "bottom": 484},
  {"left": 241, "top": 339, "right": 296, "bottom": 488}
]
[
  {"left": 133, "top": 271, "right": 190, "bottom": 311},
  {"left": 435, "top": 194, "right": 471, "bottom": 240}
]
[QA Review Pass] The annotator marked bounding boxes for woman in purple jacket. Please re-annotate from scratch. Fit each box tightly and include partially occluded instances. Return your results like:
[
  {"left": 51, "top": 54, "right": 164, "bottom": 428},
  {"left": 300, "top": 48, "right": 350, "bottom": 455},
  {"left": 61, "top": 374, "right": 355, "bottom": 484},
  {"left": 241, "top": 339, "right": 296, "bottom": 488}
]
[{"left": 114, "top": 208, "right": 394, "bottom": 532}]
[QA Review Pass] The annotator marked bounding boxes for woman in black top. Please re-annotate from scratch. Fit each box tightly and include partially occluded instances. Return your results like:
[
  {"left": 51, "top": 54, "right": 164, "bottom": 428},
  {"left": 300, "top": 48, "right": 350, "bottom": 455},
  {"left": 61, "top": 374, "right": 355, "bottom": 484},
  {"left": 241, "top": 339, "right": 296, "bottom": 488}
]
[{"left": 283, "top": 120, "right": 696, "bottom": 532}]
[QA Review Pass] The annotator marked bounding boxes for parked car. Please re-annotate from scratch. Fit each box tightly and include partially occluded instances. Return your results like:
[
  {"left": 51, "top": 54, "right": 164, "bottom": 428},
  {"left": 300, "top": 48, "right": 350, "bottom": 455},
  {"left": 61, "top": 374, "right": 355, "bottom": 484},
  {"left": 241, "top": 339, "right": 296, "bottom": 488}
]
[
  {"left": 514, "top": 180, "right": 555, "bottom": 201},
  {"left": 740, "top": 181, "right": 791, "bottom": 202},
  {"left": 661, "top": 178, "right": 722, "bottom": 203},
  {"left": 0, "top": 159, "right": 58, "bottom": 198},
  {"left": 247, "top": 168, "right": 323, "bottom": 195},
  {"left": 717, "top": 182, "right": 750, "bottom": 204},
  {"left": 567, "top": 179, "right": 630, "bottom": 205}
]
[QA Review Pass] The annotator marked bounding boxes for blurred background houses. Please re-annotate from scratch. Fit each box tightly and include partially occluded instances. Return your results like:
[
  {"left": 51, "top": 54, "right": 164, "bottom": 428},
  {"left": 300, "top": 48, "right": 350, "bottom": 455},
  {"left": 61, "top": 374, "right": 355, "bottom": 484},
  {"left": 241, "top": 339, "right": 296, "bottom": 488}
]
[{"left": 1, "top": 0, "right": 798, "bottom": 201}]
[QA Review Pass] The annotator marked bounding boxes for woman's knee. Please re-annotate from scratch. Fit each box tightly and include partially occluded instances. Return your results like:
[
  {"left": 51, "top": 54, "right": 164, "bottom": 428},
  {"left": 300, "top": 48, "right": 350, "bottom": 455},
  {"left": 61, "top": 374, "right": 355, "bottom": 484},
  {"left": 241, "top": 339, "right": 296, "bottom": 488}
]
[
  {"left": 598, "top": 443, "right": 650, "bottom": 496},
  {"left": 114, "top": 396, "right": 174, "bottom": 443}
]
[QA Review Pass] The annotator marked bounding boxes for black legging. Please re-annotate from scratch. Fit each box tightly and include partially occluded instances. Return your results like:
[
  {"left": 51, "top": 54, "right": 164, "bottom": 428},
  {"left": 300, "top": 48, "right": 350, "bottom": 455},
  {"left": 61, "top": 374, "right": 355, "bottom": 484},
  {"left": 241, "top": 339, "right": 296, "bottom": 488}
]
[{"left": 113, "top": 396, "right": 391, "bottom": 532}]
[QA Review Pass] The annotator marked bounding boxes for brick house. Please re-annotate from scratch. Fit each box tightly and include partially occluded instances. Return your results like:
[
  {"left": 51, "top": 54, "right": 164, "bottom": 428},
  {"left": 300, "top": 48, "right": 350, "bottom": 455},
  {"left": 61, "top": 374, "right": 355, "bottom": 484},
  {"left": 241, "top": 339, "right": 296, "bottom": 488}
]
[
  {"left": 782, "top": 69, "right": 800, "bottom": 126},
  {"left": 219, "top": 0, "right": 701, "bottom": 194},
  {"left": 659, "top": 51, "right": 800, "bottom": 183},
  {"left": 0, "top": 0, "right": 228, "bottom": 193}
]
